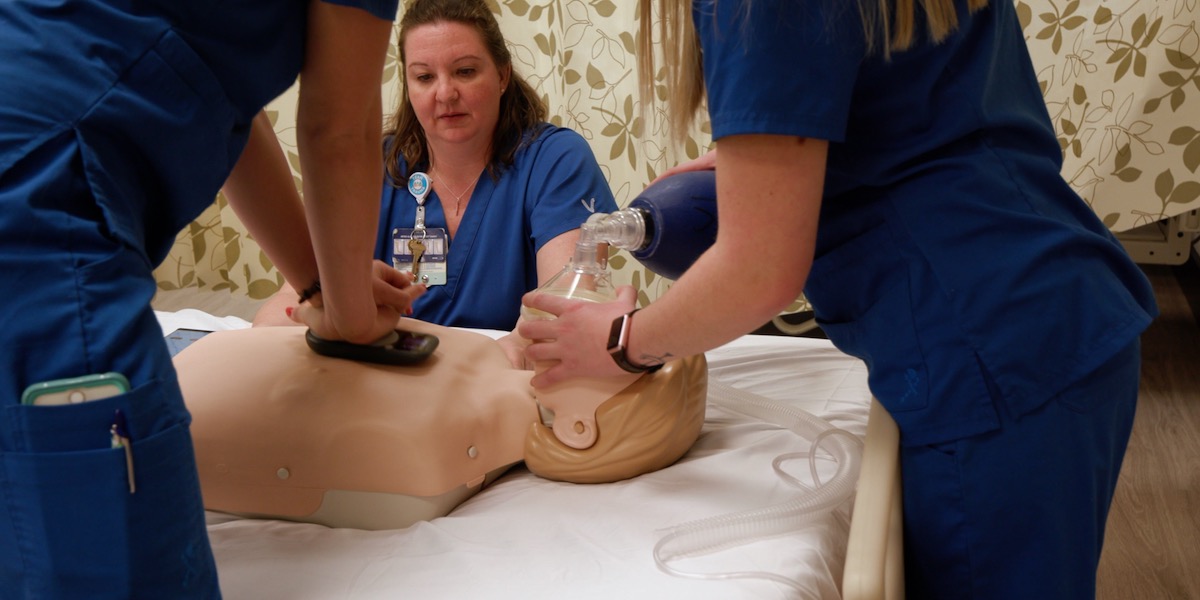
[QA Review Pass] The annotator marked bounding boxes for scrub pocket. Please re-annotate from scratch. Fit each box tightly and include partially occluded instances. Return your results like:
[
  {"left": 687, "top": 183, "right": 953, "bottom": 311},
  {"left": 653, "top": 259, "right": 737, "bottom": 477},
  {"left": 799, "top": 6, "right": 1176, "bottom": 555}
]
[
  {"left": 807, "top": 225, "right": 930, "bottom": 412},
  {"left": 0, "top": 382, "right": 219, "bottom": 599},
  {"left": 806, "top": 223, "right": 999, "bottom": 446}
]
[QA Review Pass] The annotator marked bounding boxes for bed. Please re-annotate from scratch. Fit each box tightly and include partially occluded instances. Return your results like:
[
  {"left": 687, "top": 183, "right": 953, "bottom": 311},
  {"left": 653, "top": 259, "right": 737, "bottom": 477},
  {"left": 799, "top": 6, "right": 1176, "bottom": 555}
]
[{"left": 155, "top": 309, "right": 901, "bottom": 600}]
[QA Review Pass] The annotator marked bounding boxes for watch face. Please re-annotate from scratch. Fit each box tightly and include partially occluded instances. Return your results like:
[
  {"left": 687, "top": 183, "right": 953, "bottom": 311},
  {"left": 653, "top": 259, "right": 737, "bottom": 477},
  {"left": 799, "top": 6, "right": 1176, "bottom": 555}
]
[
  {"left": 607, "top": 311, "right": 660, "bottom": 374},
  {"left": 607, "top": 313, "right": 628, "bottom": 354}
]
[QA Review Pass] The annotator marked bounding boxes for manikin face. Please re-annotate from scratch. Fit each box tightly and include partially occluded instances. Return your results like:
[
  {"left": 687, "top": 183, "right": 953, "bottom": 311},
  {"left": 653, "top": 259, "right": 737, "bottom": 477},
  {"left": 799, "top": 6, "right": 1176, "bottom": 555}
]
[{"left": 404, "top": 21, "right": 511, "bottom": 153}]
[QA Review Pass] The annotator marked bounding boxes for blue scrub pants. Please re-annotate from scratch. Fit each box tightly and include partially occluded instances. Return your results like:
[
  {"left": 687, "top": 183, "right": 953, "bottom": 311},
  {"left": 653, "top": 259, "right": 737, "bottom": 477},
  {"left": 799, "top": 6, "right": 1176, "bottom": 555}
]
[
  {"left": 900, "top": 340, "right": 1139, "bottom": 599},
  {"left": 0, "top": 134, "right": 220, "bottom": 598}
]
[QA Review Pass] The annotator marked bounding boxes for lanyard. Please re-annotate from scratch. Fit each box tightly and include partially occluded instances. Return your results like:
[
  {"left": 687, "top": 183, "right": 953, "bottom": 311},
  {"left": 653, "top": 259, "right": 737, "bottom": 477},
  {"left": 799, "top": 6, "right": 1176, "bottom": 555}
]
[{"left": 408, "top": 172, "right": 431, "bottom": 232}]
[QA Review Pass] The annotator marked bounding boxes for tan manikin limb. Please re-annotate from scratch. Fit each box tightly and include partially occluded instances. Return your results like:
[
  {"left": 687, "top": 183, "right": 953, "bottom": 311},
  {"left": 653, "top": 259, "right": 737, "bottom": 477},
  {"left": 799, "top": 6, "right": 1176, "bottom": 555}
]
[{"left": 174, "top": 320, "right": 706, "bottom": 530}]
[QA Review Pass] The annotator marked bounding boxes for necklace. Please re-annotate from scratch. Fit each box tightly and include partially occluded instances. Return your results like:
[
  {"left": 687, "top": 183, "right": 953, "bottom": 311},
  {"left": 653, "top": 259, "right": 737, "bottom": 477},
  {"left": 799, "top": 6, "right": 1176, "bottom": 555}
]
[{"left": 431, "top": 166, "right": 479, "bottom": 217}]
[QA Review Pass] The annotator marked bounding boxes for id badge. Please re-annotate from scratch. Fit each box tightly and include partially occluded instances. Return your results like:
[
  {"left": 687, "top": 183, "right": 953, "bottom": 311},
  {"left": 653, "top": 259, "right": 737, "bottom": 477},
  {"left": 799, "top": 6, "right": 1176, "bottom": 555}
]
[{"left": 392, "top": 227, "right": 448, "bottom": 286}]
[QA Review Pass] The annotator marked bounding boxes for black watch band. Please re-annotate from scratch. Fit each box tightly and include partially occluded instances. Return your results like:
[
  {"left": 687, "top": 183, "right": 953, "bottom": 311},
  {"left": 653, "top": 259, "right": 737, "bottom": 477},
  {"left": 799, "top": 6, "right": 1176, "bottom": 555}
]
[{"left": 607, "top": 309, "right": 663, "bottom": 374}]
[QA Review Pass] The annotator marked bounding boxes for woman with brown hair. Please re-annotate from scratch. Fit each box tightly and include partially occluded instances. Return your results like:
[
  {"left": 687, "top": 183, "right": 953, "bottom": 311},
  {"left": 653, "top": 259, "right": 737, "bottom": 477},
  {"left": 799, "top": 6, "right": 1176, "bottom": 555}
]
[{"left": 257, "top": 0, "right": 617, "bottom": 363}]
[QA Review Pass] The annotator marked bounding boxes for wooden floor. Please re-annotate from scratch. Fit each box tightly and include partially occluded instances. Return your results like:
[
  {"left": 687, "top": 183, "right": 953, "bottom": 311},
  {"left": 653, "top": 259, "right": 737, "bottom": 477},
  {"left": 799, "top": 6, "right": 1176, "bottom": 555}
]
[{"left": 1097, "top": 263, "right": 1200, "bottom": 600}]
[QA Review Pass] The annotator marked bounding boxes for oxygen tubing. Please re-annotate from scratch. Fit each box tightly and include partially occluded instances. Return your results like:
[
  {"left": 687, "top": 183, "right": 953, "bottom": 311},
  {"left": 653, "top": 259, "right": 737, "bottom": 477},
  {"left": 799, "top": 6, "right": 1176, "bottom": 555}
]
[{"left": 653, "top": 379, "right": 864, "bottom": 593}]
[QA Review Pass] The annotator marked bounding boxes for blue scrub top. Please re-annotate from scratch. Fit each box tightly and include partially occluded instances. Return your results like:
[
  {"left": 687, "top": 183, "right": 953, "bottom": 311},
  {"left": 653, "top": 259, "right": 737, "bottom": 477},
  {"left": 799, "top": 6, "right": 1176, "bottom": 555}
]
[
  {"left": 696, "top": 0, "right": 1157, "bottom": 445},
  {"left": 375, "top": 124, "right": 618, "bottom": 330},
  {"left": 0, "top": 0, "right": 397, "bottom": 267}
]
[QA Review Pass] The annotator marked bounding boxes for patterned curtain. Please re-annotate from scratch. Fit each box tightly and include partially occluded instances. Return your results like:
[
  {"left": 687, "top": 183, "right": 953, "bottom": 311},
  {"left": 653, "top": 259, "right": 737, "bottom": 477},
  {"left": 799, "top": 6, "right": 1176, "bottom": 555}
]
[
  {"left": 153, "top": 0, "right": 1200, "bottom": 308},
  {"left": 1019, "top": 0, "right": 1200, "bottom": 230}
]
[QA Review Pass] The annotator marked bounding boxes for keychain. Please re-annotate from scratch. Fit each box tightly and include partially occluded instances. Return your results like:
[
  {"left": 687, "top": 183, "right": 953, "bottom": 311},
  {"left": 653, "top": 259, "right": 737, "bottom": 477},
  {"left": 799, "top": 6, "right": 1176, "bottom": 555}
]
[
  {"left": 396, "top": 172, "right": 448, "bottom": 285},
  {"left": 408, "top": 237, "right": 425, "bottom": 277}
]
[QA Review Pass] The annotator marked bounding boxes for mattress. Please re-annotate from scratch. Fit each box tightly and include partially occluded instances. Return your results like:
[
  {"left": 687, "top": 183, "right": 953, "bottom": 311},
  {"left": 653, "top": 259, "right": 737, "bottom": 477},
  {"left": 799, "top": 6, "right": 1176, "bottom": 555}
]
[{"left": 156, "top": 310, "right": 874, "bottom": 600}]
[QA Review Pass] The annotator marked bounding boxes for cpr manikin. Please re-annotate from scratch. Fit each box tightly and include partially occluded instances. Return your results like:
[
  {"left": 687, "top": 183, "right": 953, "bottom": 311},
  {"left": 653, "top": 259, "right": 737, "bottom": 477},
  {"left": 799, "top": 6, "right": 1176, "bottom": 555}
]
[
  {"left": 174, "top": 319, "right": 706, "bottom": 530},
  {"left": 175, "top": 171, "right": 718, "bottom": 530}
]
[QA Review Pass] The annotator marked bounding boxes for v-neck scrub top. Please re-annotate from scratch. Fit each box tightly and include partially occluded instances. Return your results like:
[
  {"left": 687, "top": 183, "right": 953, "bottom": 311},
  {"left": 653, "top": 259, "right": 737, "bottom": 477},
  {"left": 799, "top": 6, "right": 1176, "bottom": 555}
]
[
  {"left": 375, "top": 124, "right": 618, "bottom": 330},
  {"left": 0, "top": 1, "right": 398, "bottom": 597}
]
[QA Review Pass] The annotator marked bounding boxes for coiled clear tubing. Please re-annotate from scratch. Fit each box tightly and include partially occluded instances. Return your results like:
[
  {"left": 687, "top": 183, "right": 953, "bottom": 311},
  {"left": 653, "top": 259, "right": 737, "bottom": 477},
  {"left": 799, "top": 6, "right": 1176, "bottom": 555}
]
[{"left": 653, "top": 379, "right": 863, "bottom": 594}]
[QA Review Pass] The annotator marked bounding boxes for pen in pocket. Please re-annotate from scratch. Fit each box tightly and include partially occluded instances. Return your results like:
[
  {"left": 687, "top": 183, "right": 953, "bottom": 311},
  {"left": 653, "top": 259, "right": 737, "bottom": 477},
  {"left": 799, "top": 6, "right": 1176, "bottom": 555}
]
[{"left": 110, "top": 409, "right": 135, "bottom": 494}]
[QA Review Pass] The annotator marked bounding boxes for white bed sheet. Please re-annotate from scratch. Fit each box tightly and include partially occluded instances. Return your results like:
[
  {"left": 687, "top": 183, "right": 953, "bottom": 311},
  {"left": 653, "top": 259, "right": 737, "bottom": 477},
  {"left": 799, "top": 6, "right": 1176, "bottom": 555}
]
[{"left": 156, "top": 311, "right": 871, "bottom": 600}]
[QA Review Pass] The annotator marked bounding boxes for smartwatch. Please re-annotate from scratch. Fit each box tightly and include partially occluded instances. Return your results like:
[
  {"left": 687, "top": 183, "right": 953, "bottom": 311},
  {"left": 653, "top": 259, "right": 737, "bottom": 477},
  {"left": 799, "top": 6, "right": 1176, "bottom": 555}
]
[{"left": 607, "top": 309, "right": 663, "bottom": 374}]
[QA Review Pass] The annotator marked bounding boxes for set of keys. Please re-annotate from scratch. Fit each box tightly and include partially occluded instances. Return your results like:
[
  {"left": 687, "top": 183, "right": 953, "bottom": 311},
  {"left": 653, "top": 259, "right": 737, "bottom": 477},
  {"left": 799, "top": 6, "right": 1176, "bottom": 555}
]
[
  {"left": 408, "top": 238, "right": 425, "bottom": 277},
  {"left": 398, "top": 171, "right": 446, "bottom": 286}
]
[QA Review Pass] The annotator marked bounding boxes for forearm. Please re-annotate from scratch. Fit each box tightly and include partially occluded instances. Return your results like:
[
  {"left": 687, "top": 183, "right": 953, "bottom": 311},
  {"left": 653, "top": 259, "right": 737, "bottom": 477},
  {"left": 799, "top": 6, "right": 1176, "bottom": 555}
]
[
  {"left": 624, "top": 135, "right": 824, "bottom": 366},
  {"left": 626, "top": 245, "right": 804, "bottom": 367},
  {"left": 297, "top": 118, "right": 383, "bottom": 340},
  {"left": 223, "top": 111, "right": 319, "bottom": 291},
  {"left": 294, "top": 1, "right": 392, "bottom": 341}
]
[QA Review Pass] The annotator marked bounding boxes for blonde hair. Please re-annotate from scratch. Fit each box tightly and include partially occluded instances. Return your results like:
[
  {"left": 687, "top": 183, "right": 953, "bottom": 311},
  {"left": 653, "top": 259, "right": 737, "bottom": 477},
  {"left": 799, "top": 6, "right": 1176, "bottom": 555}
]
[
  {"left": 860, "top": 0, "right": 989, "bottom": 55},
  {"left": 637, "top": 0, "right": 704, "bottom": 146},
  {"left": 638, "top": 0, "right": 990, "bottom": 144}
]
